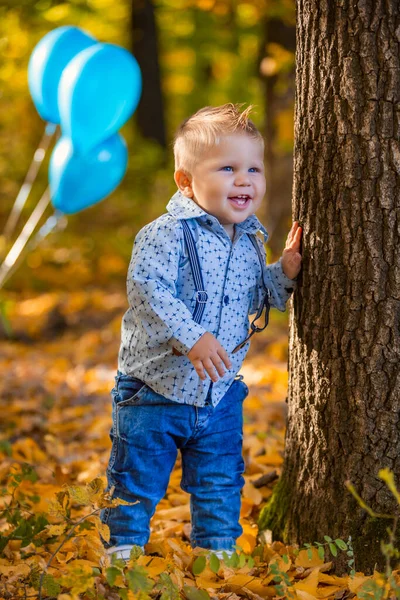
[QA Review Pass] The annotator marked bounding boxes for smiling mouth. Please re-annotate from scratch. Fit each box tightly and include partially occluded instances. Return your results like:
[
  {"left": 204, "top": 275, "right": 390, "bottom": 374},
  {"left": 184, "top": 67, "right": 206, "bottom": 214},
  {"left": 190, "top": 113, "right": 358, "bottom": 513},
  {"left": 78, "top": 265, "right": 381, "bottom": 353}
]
[{"left": 228, "top": 195, "right": 251, "bottom": 207}]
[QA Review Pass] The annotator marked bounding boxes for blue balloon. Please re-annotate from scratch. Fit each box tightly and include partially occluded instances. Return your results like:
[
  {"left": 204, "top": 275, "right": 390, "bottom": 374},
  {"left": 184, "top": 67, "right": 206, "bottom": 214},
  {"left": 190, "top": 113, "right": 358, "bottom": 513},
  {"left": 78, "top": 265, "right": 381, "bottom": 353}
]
[
  {"left": 49, "top": 134, "right": 128, "bottom": 214},
  {"left": 58, "top": 43, "right": 142, "bottom": 154},
  {"left": 28, "top": 26, "right": 97, "bottom": 124}
]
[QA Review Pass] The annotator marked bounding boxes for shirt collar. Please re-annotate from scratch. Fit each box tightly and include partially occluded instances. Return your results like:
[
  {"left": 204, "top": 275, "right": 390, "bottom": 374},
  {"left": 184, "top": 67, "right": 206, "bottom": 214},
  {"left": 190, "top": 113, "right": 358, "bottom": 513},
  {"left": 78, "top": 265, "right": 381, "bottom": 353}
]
[{"left": 166, "top": 190, "right": 269, "bottom": 242}]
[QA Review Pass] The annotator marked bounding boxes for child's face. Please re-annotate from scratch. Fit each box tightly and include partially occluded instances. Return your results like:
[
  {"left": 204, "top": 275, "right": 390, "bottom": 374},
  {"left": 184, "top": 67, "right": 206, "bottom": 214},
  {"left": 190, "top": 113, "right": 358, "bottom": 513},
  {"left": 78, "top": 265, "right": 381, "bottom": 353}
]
[{"left": 175, "top": 133, "right": 266, "bottom": 231}]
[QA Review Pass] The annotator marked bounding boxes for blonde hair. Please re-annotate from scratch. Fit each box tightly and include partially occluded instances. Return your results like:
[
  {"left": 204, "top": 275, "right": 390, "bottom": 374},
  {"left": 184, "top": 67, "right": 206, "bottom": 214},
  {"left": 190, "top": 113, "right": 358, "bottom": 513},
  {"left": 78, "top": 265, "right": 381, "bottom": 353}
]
[{"left": 173, "top": 103, "right": 264, "bottom": 175}]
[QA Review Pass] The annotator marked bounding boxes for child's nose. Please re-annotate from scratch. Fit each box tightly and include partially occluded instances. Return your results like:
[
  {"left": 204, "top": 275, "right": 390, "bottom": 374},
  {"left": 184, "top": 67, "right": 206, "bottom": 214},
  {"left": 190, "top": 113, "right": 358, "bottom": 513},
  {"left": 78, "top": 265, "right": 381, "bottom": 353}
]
[{"left": 234, "top": 171, "right": 251, "bottom": 185}]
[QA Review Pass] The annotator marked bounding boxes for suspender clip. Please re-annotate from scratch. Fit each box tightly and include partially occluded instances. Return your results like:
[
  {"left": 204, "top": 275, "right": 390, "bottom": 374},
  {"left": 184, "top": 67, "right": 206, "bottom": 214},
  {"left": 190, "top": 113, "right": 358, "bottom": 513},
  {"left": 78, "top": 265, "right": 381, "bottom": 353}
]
[{"left": 195, "top": 291, "right": 208, "bottom": 303}]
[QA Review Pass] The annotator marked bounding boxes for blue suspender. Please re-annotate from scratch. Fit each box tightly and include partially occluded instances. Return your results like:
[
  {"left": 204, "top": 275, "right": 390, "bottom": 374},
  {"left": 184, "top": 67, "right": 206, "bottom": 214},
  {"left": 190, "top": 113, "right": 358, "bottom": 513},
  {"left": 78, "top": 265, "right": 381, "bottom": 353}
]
[
  {"left": 246, "top": 234, "right": 272, "bottom": 305},
  {"left": 181, "top": 220, "right": 208, "bottom": 323},
  {"left": 180, "top": 220, "right": 270, "bottom": 325}
]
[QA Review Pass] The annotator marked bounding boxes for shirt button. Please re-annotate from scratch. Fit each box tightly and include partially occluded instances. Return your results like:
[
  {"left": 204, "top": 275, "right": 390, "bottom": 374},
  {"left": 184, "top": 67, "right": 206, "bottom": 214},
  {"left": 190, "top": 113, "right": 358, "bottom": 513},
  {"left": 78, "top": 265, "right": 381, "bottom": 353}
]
[
  {"left": 224, "top": 295, "right": 229, "bottom": 305},
  {"left": 206, "top": 219, "right": 213, "bottom": 226}
]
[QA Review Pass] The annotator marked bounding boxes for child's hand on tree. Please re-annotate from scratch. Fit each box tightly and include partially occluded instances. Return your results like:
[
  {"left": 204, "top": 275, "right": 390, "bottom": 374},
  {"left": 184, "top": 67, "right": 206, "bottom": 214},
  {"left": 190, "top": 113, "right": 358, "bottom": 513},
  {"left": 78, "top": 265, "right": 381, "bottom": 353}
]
[
  {"left": 281, "top": 221, "right": 303, "bottom": 280},
  {"left": 187, "top": 332, "right": 232, "bottom": 382}
]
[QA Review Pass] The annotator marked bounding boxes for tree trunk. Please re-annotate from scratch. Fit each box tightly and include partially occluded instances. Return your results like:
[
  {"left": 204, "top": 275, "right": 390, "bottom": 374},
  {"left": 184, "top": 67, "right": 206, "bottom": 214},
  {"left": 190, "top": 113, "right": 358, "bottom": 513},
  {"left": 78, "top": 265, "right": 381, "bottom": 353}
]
[
  {"left": 259, "top": 0, "right": 400, "bottom": 575},
  {"left": 259, "top": 16, "right": 296, "bottom": 253},
  {"left": 131, "top": 0, "right": 167, "bottom": 148}
]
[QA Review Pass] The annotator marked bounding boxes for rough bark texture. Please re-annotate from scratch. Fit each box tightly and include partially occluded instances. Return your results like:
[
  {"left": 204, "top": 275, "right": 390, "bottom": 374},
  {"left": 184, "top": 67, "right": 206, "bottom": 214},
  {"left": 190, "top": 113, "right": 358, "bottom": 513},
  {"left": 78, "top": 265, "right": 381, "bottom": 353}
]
[{"left": 259, "top": 0, "right": 400, "bottom": 575}]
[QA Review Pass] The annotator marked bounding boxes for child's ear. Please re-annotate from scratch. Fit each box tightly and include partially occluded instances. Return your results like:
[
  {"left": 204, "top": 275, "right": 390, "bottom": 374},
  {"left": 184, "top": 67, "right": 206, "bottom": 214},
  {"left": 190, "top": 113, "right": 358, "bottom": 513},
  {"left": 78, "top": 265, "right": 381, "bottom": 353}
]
[{"left": 174, "top": 170, "right": 194, "bottom": 198}]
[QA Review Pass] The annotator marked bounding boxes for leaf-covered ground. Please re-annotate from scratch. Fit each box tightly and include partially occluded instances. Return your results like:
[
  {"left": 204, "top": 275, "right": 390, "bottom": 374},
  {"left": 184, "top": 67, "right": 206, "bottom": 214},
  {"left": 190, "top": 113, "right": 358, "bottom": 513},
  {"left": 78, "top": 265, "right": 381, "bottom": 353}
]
[{"left": 0, "top": 288, "right": 397, "bottom": 598}]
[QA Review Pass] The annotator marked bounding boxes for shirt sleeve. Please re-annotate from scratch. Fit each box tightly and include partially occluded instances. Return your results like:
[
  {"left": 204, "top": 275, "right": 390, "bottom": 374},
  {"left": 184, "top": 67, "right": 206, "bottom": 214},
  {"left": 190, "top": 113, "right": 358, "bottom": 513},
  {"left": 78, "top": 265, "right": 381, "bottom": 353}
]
[
  {"left": 250, "top": 238, "right": 297, "bottom": 314},
  {"left": 127, "top": 217, "right": 206, "bottom": 354}
]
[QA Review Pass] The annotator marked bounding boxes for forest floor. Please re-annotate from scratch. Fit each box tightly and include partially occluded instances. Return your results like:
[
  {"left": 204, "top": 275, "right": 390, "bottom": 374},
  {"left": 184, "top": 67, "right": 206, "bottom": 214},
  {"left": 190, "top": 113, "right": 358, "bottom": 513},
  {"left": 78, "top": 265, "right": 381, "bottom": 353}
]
[{"left": 0, "top": 286, "right": 395, "bottom": 598}]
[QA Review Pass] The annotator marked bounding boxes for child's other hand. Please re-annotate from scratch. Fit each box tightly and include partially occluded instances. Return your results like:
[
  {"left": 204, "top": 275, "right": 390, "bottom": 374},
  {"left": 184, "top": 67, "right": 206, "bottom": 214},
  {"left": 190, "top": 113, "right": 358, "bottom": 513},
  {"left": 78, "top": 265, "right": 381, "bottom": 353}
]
[
  {"left": 187, "top": 332, "right": 232, "bottom": 382},
  {"left": 281, "top": 221, "right": 302, "bottom": 280}
]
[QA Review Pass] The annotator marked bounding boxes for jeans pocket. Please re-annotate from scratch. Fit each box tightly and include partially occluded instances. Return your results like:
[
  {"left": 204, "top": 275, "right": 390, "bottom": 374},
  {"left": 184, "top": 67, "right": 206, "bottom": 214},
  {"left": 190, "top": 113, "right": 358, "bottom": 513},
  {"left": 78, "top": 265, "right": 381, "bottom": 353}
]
[
  {"left": 235, "top": 378, "right": 249, "bottom": 401},
  {"left": 115, "top": 376, "right": 146, "bottom": 406}
]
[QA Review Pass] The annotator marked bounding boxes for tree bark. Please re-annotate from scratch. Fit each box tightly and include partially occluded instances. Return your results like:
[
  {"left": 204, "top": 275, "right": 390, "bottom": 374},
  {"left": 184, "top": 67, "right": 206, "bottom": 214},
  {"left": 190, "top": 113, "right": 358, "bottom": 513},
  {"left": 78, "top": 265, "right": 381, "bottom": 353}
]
[
  {"left": 131, "top": 0, "right": 167, "bottom": 148},
  {"left": 259, "top": 0, "right": 400, "bottom": 575}
]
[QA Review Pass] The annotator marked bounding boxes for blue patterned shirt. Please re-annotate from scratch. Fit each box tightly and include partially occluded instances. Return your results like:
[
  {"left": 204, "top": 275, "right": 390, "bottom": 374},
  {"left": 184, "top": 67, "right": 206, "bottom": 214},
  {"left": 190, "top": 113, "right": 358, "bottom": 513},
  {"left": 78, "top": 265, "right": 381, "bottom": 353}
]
[{"left": 118, "top": 190, "right": 296, "bottom": 406}]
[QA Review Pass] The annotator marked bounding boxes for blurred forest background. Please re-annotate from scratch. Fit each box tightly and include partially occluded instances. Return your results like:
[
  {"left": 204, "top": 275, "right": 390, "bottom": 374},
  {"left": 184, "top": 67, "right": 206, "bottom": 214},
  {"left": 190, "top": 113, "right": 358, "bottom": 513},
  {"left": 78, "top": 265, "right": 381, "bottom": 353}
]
[
  {"left": 0, "top": 0, "right": 295, "bottom": 298},
  {"left": 2, "top": 4, "right": 380, "bottom": 596}
]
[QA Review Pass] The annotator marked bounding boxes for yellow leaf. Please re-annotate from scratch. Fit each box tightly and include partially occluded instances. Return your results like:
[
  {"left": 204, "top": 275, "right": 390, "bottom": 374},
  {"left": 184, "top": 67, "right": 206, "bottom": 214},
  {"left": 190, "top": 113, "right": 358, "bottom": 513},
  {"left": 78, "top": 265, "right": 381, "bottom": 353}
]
[
  {"left": 225, "top": 574, "right": 272, "bottom": 598},
  {"left": 378, "top": 468, "right": 400, "bottom": 504},
  {"left": 242, "top": 480, "right": 263, "bottom": 505},
  {"left": 318, "top": 572, "right": 347, "bottom": 585},
  {"left": 315, "top": 586, "right": 343, "bottom": 598},
  {"left": 240, "top": 498, "right": 254, "bottom": 517},
  {"left": 156, "top": 504, "right": 191, "bottom": 520},
  {"left": 295, "top": 591, "right": 318, "bottom": 600},
  {"left": 270, "top": 554, "right": 291, "bottom": 573},
  {"left": 195, "top": 576, "right": 225, "bottom": 589},
  {"left": 87, "top": 477, "right": 105, "bottom": 501},
  {"left": 0, "top": 563, "right": 30, "bottom": 578},
  {"left": 46, "top": 523, "right": 67, "bottom": 536},
  {"left": 67, "top": 485, "right": 91, "bottom": 505},
  {"left": 294, "top": 568, "right": 319, "bottom": 595},
  {"left": 137, "top": 556, "right": 170, "bottom": 577},
  {"left": 236, "top": 533, "right": 257, "bottom": 554},
  {"left": 347, "top": 574, "right": 372, "bottom": 593},
  {"left": 295, "top": 548, "right": 324, "bottom": 568}
]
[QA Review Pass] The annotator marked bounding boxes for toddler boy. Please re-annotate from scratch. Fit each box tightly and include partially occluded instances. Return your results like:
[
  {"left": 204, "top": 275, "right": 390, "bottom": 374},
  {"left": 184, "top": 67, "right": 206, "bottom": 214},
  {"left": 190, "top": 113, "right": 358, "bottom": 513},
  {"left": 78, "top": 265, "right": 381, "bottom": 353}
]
[{"left": 101, "top": 103, "right": 302, "bottom": 560}]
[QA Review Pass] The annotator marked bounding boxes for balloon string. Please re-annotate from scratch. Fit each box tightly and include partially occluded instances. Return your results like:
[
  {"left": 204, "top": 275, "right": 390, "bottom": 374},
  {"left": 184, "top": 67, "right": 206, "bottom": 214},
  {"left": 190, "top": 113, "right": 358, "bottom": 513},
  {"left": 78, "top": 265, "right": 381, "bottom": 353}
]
[
  {"left": 0, "top": 187, "right": 52, "bottom": 289},
  {"left": 0, "top": 211, "right": 68, "bottom": 290},
  {"left": 3, "top": 122, "right": 57, "bottom": 240}
]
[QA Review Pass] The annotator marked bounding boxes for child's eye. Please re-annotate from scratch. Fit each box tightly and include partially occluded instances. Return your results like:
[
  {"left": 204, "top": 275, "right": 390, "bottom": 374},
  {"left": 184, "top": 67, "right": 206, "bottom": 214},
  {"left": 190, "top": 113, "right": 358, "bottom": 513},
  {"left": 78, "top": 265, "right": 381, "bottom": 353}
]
[
  {"left": 249, "top": 167, "right": 260, "bottom": 173},
  {"left": 222, "top": 166, "right": 233, "bottom": 171}
]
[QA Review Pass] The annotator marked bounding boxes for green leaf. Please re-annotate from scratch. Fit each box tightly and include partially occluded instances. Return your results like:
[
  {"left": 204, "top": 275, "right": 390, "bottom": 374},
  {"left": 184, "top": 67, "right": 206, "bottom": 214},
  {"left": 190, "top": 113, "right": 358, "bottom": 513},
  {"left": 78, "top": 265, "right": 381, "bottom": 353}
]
[
  {"left": 282, "top": 554, "right": 289, "bottom": 564},
  {"left": 126, "top": 566, "right": 153, "bottom": 594},
  {"left": 183, "top": 585, "right": 210, "bottom": 600},
  {"left": 42, "top": 574, "right": 61, "bottom": 596},
  {"left": 348, "top": 558, "right": 354, "bottom": 566},
  {"left": 307, "top": 548, "right": 312, "bottom": 560},
  {"left": 155, "top": 573, "right": 180, "bottom": 600},
  {"left": 209, "top": 553, "right": 220, "bottom": 573},
  {"left": 130, "top": 545, "right": 144, "bottom": 560},
  {"left": 225, "top": 552, "right": 239, "bottom": 568},
  {"left": 0, "top": 441, "right": 12, "bottom": 456},
  {"left": 328, "top": 543, "right": 337, "bottom": 557},
  {"left": 323, "top": 535, "right": 333, "bottom": 543},
  {"left": 318, "top": 546, "right": 325, "bottom": 561},
  {"left": 193, "top": 556, "right": 207, "bottom": 575},
  {"left": 334, "top": 538, "right": 347, "bottom": 551},
  {"left": 106, "top": 566, "right": 122, "bottom": 586},
  {"left": 303, "top": 543, "right": 311, "bottom": 548},
  {"left": 21, "top": 463, "right": 38, "bottom": 482},
  {"left": 247, "top": 556, "right": 255, "bottom": 568},
  {"left": 238, "top": 553, "right": 246, "bottom": 568}
]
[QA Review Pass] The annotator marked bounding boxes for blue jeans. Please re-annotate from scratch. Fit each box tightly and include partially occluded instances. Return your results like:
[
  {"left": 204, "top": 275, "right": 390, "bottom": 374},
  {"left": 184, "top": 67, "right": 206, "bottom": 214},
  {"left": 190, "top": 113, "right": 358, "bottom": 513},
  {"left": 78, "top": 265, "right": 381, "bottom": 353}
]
[{"left": 101, "top": 371, "right": 249, "bottom": 551}]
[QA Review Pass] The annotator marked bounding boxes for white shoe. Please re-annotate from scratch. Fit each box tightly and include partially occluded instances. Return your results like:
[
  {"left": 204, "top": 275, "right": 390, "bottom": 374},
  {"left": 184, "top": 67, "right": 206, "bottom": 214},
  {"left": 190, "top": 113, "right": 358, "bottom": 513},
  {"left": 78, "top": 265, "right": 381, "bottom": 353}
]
[
  {"left": 208, "top": 549, "right": 234, "bottom": 560},
  {"left": 106, "top": 544, "right": 144, "bottom": 561}
]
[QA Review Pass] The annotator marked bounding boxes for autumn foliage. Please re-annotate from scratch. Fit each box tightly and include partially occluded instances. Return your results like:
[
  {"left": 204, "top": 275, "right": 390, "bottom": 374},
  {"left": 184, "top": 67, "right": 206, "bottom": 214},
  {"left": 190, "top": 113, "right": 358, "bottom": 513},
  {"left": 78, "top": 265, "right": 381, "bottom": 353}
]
[{"left": 1, "top": 295, "right": 398, "bottom": 599}]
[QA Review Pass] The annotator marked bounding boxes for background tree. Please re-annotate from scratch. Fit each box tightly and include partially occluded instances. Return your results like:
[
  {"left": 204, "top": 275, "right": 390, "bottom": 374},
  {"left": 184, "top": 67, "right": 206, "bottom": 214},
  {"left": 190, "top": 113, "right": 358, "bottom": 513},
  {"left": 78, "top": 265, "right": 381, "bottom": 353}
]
[
  {"left": 131, "top": 0, "right": 167, "bottom": 149},
  {"left": 258, "top": 9, "right": 295, "bottom": 254},
  {"left": 259, "top": 0, "right": 400, "bottom": 574}
]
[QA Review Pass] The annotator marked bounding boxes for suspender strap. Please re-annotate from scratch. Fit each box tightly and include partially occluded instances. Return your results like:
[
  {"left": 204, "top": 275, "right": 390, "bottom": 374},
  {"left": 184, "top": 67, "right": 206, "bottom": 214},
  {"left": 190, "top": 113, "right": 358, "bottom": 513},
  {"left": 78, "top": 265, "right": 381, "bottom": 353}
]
[
  {"left": 247, "top": 233, "right": 271, "bottom": 305},
  {"left": 180, "top": 223, "right": 270, "bottom": 330},
  {"left": 181, "top": 220, "right": 208, "bottom": 324}
]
